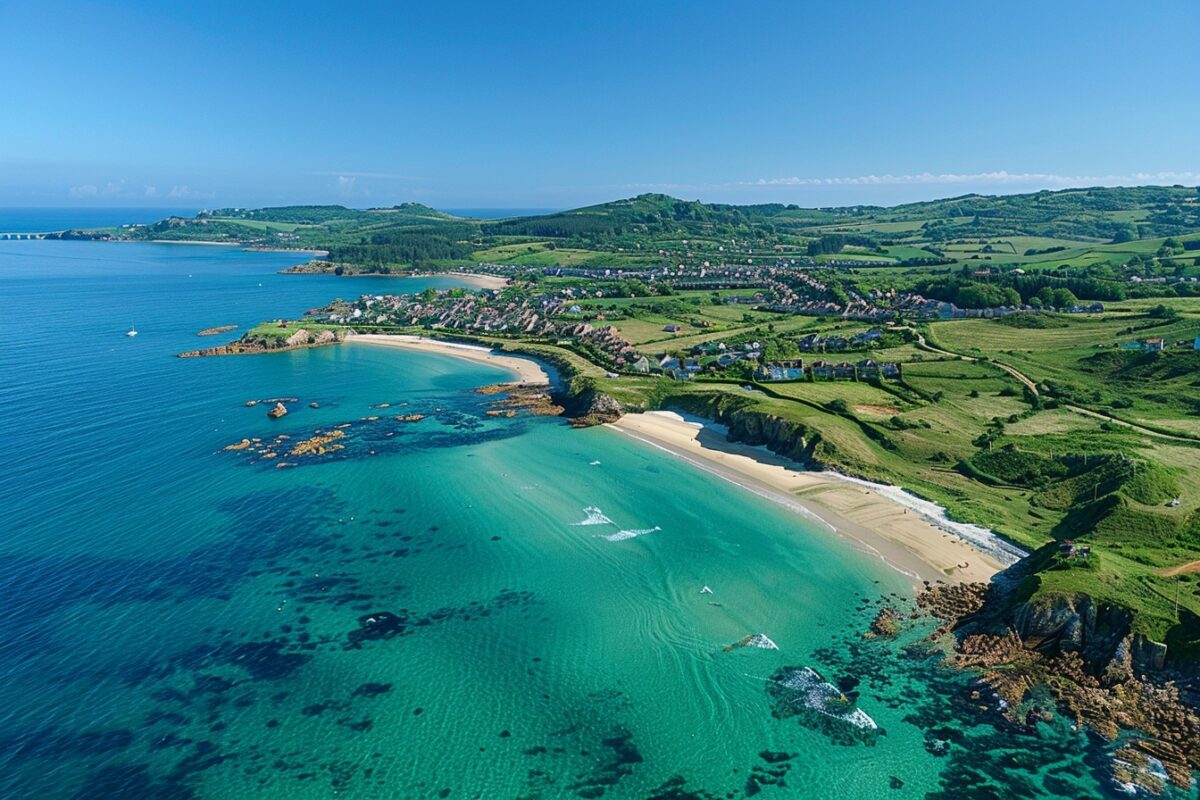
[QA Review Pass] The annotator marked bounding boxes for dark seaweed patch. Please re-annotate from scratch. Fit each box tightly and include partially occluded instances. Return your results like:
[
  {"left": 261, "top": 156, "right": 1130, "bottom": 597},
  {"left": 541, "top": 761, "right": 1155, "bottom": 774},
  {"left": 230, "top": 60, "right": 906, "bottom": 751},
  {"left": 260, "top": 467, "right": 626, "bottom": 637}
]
[
  {"left": 346, "top": 590, "right": 538, "bottom": 649},
  {"left": 567, "top": 727, "right": 642, "bottom": 798},
  {"left": 645, "top": 775, "right": 720, "bottom": 800},
  {"left": 351, "top": 682, "right": 392, "bottom": 699},
  {"left": 0, "top": 486, "right": 342, "bottom": 667},
  {"left": 745, "top": 751, "right": 793, "bottom": 796}
]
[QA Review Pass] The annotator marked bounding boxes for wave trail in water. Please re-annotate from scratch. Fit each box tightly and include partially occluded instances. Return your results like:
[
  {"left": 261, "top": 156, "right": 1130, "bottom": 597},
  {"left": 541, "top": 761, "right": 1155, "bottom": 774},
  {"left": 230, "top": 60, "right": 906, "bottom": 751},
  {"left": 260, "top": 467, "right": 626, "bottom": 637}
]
[
  {"left": 571, "top": 506, "right": 613, "bottom": 526},
  {"left": 604, "top": 525, "right": 661, "bottom": 542}
]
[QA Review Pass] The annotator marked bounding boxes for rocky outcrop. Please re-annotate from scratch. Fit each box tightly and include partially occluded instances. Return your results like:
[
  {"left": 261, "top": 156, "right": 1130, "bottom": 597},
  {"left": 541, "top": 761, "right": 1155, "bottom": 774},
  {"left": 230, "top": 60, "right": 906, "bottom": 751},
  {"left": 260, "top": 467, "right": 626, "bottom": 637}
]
[
  {"left": 916, "top": 583, "right": 1200, "bottom": 792},
  {"left": 279, "top": 260, "right": 355, "bottom": 275},
  {"left": 267, "top": 402, "right": 288, "bottom": 419},
  {"left": 288, "top": 429, "right": 344, "bottom": 456},
  {"left": 561, "top": 387, "right": 623, "bottom": 428},
  {"left": 178, "top": 327, "right": 345, "bottom": 358},
  {"left": 1011, "top": 594, "right": 1168, "bottom": 680},
  {"left": 478, "top": 383, "right": 565, "bottom": 418},
  {"left": 197, "top": 325, "right": 238, "bottom": 336},
  {"left": 867, "top": 607, "right": 901, "bottom": 638}
]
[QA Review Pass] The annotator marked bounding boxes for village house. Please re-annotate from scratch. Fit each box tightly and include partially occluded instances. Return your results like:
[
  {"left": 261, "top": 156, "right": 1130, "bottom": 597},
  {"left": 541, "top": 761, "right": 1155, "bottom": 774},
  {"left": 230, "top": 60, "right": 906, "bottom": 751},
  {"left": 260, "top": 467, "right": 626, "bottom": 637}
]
[
  {"left": 856, "top": 359, "right": 901, "bottom": 380},
  {"left": 809, "top": 360, "right": 834, "bottom": 380},
  {"left": 1125, "top": 338, "right": 1167, "bottom": 351},
  {"left": 758, "top": 359, "right": 805, "bottom": 382}
]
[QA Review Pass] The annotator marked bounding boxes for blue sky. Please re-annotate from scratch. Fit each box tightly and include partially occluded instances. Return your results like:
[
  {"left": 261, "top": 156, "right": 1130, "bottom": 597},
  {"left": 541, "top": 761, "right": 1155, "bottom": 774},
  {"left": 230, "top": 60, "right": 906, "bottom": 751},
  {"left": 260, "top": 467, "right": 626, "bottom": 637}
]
[{"left": 4, "top": 0, "right": 1198, "bottom": 209}]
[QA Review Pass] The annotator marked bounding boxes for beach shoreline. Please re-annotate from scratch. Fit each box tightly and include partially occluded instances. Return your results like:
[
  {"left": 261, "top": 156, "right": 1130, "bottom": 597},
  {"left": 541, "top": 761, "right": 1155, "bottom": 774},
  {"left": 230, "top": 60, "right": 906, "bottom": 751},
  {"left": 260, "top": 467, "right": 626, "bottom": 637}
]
[
  {"left": 609, "top": 410, "right": 1022, "bottom": 587},
  {"left": 347, "top": 333, "right": 549, "bottom": 385},
  {"left": 444, "top": 271, "right": 509, "bottom": 289},
  {"left": 332, "top": 270, "right": 508, "bottom": 289}
]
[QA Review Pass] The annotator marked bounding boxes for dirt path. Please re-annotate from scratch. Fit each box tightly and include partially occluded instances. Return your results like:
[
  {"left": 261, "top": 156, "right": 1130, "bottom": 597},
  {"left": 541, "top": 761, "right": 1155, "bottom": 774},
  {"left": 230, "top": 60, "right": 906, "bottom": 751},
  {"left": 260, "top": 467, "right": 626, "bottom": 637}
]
[
  {"left": 1160, "top": 560, "right": 1200, "bottom": 577},
  {"left": 915, "top": 331, "right": 1196, "bottom": 443}
]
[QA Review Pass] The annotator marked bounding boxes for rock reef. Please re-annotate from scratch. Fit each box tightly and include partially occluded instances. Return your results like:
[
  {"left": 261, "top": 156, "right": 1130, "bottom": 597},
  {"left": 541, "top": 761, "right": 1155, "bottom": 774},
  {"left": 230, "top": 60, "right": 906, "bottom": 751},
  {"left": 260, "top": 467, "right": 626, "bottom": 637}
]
[
  {"left": 476, "top": 383, "right": 564, "bottom": 418},
  {"left": 196, "top": 325, "right": 238, "bottom": 337},
  {"left": 914, "top": 582, "right": 1200, "bottom": 792}
]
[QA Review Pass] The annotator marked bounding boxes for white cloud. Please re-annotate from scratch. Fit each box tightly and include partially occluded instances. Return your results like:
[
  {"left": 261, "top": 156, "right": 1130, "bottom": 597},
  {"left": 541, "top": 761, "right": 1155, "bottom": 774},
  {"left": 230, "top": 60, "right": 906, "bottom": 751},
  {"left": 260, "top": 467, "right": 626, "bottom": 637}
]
[
  {"left": 312, "top": 170, "right": 420, "bottom": 180},
  {"left": 166, "top": 185, "right": 214, "bottom": 200},
  {"left": 334, "top": 175, "right": 370, "bottom": 198},
  {"left": 744, "top": 170, "right": 1200, "bottom": 188},
  {"left": 68, "top": 180, "right": 131, "bottom": 199},
  {"left": 144, "top": 185, "right": 158, "bottom": 197}
]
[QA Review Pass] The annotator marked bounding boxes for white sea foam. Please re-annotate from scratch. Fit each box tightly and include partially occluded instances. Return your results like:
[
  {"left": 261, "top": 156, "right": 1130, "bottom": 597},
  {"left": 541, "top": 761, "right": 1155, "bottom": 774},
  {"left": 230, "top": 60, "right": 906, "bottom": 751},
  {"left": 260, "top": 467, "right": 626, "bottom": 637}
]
[
  {"left": 746, "top": 633, "right": 779, "bottom": 650},
  {"left": 572, "top": 506, "right": 614, "bottom": 526},
  {"left": 604, "top": 526, "right": 661, "bottom": 542},
  {"left": 589, "top": 460, "right": 602, "bottom": 466},
  {"left": 817, "top": 471, "right": 1028, "bottom": 565},
  {"left": 776, "top": 667, "right": 877, "bottom": 730}
]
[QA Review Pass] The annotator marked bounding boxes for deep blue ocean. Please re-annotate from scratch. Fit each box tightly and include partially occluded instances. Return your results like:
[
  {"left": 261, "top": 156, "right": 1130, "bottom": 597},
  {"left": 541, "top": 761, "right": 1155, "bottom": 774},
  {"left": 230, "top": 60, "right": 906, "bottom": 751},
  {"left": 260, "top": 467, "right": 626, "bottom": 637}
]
[
  {"left": 0, "top": 236, "right": 1180, "bottom": 798},
  {"left": 0, "top": 208, "right": 201, "bottom": 233}
]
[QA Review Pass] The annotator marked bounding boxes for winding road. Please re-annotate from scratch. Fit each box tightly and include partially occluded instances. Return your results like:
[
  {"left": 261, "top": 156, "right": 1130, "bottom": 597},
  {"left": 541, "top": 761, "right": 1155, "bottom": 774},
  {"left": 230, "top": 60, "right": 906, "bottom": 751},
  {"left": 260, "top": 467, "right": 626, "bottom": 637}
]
[{"left": 913, "top": 330, "right": 1197, "bottom": 444}]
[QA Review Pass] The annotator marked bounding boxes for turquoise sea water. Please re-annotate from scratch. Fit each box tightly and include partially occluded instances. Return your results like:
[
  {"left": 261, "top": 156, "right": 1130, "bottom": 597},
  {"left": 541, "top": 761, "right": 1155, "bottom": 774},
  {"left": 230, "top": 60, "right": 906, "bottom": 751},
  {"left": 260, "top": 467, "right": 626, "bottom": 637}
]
[{"left": 0, "top": 240, "right": 1173, "bottom": 798}]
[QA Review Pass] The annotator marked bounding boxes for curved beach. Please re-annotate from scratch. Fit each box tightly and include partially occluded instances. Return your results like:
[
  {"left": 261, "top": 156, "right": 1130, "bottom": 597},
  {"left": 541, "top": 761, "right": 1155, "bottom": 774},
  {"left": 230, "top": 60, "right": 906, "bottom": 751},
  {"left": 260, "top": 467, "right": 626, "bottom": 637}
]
[
  {"left": 347, "top": 333, "right": 549, "bottom": 385},
  {"left": 610, "top": 410, "right": 1016, "bottom": 585},
  {"left": 346, "top": 336, "right": 1013, "bottom": 585}
]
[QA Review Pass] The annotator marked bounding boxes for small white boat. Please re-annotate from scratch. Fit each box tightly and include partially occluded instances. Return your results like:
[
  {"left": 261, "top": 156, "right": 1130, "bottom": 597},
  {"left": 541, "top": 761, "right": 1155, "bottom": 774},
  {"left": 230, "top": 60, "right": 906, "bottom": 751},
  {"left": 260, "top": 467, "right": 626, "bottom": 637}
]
[{"left": 126, "top": 325, "right": 138, "bottom": 337}]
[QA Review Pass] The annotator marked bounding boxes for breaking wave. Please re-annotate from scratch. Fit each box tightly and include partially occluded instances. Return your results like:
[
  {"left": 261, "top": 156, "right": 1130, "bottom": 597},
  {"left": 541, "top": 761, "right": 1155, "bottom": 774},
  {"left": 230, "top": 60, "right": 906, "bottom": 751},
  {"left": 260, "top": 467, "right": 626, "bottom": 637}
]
[
  {"left": 604, "top": 526, "right": 661, "bottom": 542},
  {"left": 572, "top": 506, "right": 613, "bottom": 527}
]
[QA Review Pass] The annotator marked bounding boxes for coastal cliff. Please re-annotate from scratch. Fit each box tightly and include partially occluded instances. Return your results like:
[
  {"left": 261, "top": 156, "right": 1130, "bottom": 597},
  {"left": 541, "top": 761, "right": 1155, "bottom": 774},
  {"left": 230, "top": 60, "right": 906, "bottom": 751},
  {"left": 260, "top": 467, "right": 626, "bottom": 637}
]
[
  {"left": 642, "top": 391, "right": 821, "bottom": 465},
  {"left": 1010, "top": 590, "right": 1171, "bottom": 679}
]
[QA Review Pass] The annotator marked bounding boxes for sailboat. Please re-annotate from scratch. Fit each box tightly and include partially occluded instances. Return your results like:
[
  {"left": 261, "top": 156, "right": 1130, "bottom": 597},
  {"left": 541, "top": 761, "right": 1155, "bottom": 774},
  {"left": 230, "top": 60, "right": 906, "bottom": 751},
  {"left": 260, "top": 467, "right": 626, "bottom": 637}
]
[{"left": 126, "top": 324, "right": 138, "bottom": 337}]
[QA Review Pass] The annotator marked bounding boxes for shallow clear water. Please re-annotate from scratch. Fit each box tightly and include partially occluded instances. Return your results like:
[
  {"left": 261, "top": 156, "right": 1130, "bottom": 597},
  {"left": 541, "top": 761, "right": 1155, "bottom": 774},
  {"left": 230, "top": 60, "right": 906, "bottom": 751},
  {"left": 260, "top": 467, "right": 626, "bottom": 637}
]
[{"left": 0, "top": 241, "right": 1172, "bottom": 798}]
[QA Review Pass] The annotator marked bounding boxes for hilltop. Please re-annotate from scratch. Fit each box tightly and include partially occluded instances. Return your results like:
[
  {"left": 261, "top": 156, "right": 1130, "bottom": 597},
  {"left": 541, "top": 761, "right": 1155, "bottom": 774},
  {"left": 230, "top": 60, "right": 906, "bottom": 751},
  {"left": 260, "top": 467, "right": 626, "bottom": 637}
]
[{"left": 58, "top": 186, "right": 1200, "bottom": 280}]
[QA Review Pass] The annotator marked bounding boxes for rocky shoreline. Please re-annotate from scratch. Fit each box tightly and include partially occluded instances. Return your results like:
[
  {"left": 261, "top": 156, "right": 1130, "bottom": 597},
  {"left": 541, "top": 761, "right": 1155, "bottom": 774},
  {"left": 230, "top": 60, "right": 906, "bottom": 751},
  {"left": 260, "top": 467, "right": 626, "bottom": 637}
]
[
  {"left": 902, "top": 581, "right": 1200, "bottom": 794},
  {"left": 178, "top": 327, "right": 345, "bottom": 357},
  {"left": 476, "top": 383, "right": 563, "bottom": 418}
]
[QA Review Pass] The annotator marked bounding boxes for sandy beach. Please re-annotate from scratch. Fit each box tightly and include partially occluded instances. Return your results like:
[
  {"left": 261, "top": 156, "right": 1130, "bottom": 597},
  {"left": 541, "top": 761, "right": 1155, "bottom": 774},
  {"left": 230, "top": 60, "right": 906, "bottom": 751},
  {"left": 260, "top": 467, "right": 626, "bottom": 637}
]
[
  {"left": 348, "top": 334, "right": 548, "bottom": 385},
  {"left": 610, "top": 411, "right": 1018, "bottom": 586},
  {"left": 344, "top": 271, "right": 508, "bottom": 289},
  {"left": 445, "top": 271, "right": 509, "bottom": 289}
]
